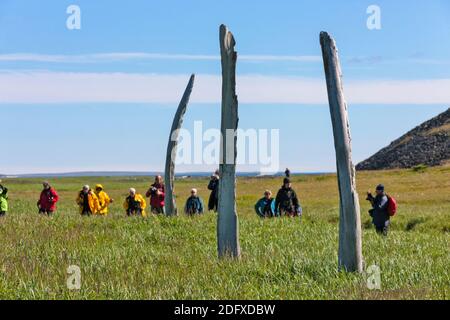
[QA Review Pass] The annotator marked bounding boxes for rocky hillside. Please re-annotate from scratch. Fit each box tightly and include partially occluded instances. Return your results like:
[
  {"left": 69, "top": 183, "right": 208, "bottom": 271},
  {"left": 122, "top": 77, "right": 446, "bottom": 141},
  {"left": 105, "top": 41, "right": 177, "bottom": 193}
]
[{"left": 356, "top": 108, "right": 450, "bottom": 170}]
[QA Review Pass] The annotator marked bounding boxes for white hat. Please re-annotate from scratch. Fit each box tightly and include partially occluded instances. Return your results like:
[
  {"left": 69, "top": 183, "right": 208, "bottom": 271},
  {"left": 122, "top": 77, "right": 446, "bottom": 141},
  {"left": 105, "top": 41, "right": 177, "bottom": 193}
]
[
  {"left": 129, "top": 188, "right": 136, "bottom": 194},
  {"left": 83, "top": 185, "right": 90, "bottom": 190}
]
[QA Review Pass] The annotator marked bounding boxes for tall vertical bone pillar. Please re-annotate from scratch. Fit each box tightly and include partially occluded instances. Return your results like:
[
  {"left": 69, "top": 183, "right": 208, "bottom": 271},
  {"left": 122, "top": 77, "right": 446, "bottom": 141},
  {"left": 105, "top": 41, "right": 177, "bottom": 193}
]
[
  {"left": 164, "top": 74, "right": 195, "bottom": 216},
  {"left": 320, "top": 32, "right": 363, "bottom": 272},
  {"left": 217, "top": 24, "right": 240, "bottom": 258}
]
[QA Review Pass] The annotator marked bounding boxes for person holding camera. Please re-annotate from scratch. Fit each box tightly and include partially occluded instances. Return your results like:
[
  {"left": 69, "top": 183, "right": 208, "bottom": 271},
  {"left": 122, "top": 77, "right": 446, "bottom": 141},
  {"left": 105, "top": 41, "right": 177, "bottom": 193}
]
[
  {"left": 124, "top": 188, "right": 147, "bottom": 217},
  {"left": 207, "top": 170, "right": 220, "bottom": 212},
  {"left": 184, "top": 188, "right": 204, "bottom": 215},
  {"left": 275, "top": 178, "right": 302, "bottom": 217},
  {"left": 366, "top": 184, "right": 390, "bottom": 236},
  {"left": 37, "top": 181, "right": 59, "bottom": 216},
  {"left": 0, "top": 182, "right": 8, "bottom": 217},
  {"left": 145, "top": 175, "right": 165, "bottom": 214}
]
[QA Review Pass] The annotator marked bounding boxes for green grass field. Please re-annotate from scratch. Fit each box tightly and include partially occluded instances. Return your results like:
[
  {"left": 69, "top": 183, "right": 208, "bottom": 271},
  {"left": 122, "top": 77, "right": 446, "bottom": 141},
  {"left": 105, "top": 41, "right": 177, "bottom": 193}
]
[{"left": 0, "top": 166, "right": 449, "bottom": 299}]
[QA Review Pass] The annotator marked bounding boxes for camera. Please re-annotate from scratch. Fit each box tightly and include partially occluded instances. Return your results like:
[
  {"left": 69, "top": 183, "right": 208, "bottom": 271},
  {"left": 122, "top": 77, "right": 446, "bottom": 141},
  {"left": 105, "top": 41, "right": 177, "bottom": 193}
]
[{"left": 150, "top": 186, "right": 158, "bottom": 195}]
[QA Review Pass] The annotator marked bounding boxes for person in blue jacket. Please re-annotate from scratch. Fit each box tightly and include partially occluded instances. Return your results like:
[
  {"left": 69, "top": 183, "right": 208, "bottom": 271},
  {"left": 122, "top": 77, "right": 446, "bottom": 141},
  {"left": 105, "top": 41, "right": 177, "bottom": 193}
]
[
  {"left": 255, "top": 190, "right": 277, "bottom": 218},
  {"left": 184, "top": 188, "right": 204, "bottom": 215}
]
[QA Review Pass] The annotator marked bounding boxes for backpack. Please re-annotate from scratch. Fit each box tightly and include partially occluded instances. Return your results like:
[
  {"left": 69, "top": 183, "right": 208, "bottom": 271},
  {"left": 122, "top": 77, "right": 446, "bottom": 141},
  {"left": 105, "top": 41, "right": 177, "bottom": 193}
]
[
  {"left": 187, "top": 197, "right": 201, "bottom": 214},
  {"left": 386, "top": 195, "right": 397, "bottom": 217}
]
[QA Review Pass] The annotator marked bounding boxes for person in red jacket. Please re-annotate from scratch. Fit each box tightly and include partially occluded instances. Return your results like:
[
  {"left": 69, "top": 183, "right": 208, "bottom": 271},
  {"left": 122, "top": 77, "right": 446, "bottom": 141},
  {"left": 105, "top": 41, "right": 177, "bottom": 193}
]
[
  {"left": 145, "top": 175, "right": 165, "bottom": 214},
  {"left": 37, "top": 181, "right": 59, "bottom": 215}
]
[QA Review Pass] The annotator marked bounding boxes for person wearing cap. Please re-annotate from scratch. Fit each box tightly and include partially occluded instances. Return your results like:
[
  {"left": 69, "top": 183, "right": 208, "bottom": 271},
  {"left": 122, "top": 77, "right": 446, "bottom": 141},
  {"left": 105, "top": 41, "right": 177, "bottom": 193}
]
[
  {"left": 76, "top": 185, "right": 100, "bottom": 216},
  {"left": 207, "top": 169, "right": 220, "bottom": 212},
  {"left": 184, "top": 188, "right": 204, "bottom": 215},
  {"left": 366, "top": 184, "right": 390, "bottom": 236},
  {"left": 94, "top": 184, "right": 113, "bottom": 216},
  {"left": 275, "top": 178, "right": 302, "bottom": 217},
  {"left": 145, "top": 175, "right": 165, "bottom": 214},
  {"left": 37, "top": 181, "right": 59, "bottom": 216},
  {"left": 0, "top": 182, "right": 8, "bottom": 217},
  {"left": 124, "top": 188, "right": 147, "bottom": 217},
  {"left": 255, "top": 190, "right": 277, "bottom": 218}
]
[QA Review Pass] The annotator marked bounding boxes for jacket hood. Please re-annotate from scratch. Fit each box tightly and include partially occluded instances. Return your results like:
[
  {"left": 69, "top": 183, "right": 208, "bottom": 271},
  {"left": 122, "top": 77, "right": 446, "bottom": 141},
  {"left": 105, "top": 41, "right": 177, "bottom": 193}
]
[{"left": 95, "top": 184, "right": 103, "bottom": 190}]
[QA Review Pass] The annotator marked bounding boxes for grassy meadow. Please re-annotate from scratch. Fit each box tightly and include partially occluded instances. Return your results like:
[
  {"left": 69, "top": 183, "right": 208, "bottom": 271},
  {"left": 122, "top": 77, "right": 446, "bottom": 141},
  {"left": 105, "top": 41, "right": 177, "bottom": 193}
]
[{"left": 0, "top": 166, "right": 449, "bottom": 299}]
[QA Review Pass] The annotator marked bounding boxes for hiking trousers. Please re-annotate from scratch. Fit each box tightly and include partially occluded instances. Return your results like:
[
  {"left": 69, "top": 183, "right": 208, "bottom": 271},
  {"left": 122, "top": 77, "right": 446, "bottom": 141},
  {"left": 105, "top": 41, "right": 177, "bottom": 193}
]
[{"left": 375, "top": 221, "right": 390, "bottom": 236}]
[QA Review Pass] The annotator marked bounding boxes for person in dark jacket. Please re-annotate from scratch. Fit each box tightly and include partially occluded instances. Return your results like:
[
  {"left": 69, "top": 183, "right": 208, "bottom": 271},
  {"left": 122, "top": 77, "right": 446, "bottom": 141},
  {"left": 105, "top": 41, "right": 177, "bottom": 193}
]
[
  {"left": 284, "top": 168, "right": 291, "bottom": 178},
  {"left": 275, "top": 178, "right": 302, "bottom": 217},
  {"left": 255, "top": 190, "right": 277, "bottom": 218},
  {"left": 207, "top": 170, "right": 219, "bottom": 212},
  {"left": 184, "top": 188, "right": 204, "bottom": 215},
  {"left": 124, "top": 188, "right": 147, "bottom": 217},
  {"left": 37, "top": 181, "right": 59, "bottom": 216},
  {"left": 145, "top": 175, "right": 165, "bottom": 214},
  {"left": 366, "top": 184, "right": 390, "bottom": 236},
  {"left": 76, "top": 185, "right": 100, "bottom": 216}
]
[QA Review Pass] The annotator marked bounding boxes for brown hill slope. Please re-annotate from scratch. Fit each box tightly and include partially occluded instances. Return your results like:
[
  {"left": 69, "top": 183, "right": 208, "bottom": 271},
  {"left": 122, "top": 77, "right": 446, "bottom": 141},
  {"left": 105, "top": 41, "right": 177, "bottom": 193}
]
[{"left": 356, "top": 108, "right": 450, "bottom": 170}]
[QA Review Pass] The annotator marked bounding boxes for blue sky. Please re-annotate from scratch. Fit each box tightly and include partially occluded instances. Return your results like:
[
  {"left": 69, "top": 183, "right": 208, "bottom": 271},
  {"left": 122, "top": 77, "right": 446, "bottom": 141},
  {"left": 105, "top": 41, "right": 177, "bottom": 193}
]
[{"left": 0, "top": 0, "right": 449, "bottom": 174}]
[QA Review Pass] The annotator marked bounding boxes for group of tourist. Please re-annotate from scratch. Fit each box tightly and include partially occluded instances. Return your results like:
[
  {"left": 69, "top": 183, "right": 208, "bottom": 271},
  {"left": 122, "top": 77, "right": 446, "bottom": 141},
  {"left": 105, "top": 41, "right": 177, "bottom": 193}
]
[
  {"left": 0, "top": 175, "right": 204, "bottom": 218},
  {"left": 0, "top": 171, "right": 394, "bottom": 235}
]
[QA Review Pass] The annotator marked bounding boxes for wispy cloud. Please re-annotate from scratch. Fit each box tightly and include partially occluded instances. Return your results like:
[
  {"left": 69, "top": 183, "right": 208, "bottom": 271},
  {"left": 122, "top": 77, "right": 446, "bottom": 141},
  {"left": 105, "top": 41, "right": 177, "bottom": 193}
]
[
  {"left": 3, "top": 52, "right": 449, "bottom": 69},
  {"left": 346, "top": 54, "right": 450, "bottom": 66},
  {"left": 0, "top": 71, "right": 449, "bottom": 104},
  {"left": 0, "top": 53, "right": 321, "bottom": 63},
  {"left": 347, "top": 56, "right": 384, "bottom": 64}
]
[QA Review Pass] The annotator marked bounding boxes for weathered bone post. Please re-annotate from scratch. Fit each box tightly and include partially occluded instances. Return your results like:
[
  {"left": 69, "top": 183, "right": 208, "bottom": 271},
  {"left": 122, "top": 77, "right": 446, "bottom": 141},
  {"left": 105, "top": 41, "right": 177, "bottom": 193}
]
[
  {"left": 320, "top": 31, "right": 363, "bottom": 272},
  {"left": 217, "top": 24, "right": 240, "bottom": 258},
  {"left": 164, "top": 74, "right": 195, "bottom": 216}
]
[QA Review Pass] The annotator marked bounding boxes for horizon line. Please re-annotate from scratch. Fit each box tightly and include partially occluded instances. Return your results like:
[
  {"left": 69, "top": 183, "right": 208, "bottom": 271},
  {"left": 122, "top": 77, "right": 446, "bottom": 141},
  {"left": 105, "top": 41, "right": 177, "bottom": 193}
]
[{"left": 0, "top": 170, "right": 335, "bottom": 178}]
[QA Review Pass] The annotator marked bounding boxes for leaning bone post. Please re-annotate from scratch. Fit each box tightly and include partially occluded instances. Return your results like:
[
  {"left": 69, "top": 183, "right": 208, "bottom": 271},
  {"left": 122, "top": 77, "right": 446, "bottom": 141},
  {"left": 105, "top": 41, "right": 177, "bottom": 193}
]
[
  {"left": 320, "top": 31, "right": 363, "bottom": 272},
  {"left": 164, "top": 74, "right": 195, "bottom": 216}
]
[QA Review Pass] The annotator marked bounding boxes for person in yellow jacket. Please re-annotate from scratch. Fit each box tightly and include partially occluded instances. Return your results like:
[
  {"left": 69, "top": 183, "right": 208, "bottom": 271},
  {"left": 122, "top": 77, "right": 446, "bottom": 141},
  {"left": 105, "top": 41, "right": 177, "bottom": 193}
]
[
  {"left": 123, "top": 188, "right": 147, "bottom": 217},
  {"left": 76, "top": 185, "right": 100, "bottom": 216},
  {"left": 94, "top": 184, "right": 114, "bottom": 215}
]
